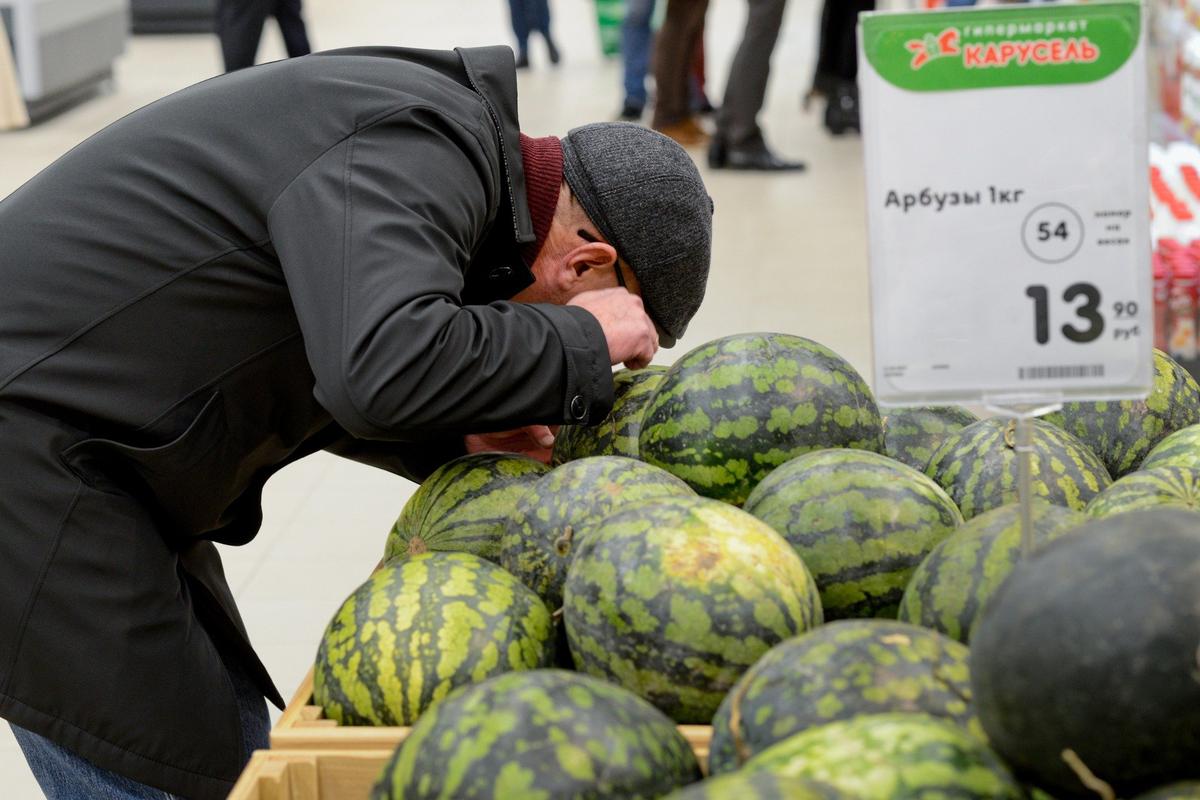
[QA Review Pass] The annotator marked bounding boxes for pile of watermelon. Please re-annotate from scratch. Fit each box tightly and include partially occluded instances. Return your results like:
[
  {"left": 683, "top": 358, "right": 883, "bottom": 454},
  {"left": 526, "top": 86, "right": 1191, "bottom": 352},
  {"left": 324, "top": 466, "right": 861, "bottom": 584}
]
[{"left": 306, "top": 334, "right": 1200, "bottom": 800}]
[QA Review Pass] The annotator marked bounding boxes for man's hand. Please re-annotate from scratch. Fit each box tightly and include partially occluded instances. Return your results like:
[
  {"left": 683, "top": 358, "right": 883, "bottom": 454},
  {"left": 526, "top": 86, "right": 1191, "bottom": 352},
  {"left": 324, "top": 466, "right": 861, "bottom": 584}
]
[
  {"left": 464, "top": 425, "right": 557, "bottom": 464},
  {"left": 568, "top": 288, "right": 658, "bottom": 369}
]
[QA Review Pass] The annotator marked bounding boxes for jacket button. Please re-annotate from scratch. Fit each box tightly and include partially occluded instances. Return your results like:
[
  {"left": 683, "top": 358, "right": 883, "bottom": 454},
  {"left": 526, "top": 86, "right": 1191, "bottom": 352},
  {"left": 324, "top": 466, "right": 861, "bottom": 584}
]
[
  {"left": 570, "top": 395, "right": 587, "bottom": 420},
  {"left": 489, "top": 266, "right": 514, "bottom": 281}
]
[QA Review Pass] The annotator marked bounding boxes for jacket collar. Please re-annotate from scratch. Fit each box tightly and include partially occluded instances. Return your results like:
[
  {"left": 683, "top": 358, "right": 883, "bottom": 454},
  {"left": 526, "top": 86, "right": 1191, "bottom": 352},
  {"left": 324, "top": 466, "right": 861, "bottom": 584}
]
[{"left": 455, "top": 46, "right": 535, "bottom": 247}]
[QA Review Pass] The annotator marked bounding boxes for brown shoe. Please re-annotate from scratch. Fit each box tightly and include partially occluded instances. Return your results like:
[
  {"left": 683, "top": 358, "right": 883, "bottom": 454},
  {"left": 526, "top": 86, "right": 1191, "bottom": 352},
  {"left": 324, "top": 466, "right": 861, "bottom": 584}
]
[{"left": 654, "top": 117, "right": 710, "bottom": 147}]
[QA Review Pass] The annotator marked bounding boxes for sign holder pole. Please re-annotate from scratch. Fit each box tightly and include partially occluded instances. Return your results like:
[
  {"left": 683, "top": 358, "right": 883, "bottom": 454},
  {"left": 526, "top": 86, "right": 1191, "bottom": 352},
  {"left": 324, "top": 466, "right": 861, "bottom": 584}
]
[{"left": 984, "top": 399, "right": 1064, "bottom": 556}]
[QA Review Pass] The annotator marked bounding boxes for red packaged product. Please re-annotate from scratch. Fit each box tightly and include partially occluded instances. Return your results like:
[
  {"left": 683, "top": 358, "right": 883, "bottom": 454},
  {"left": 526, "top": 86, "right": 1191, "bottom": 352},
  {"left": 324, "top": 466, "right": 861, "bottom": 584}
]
[
  {"left": 1168, "top": 254, "right": 1199, "bottom": 361},
  {"left": 1155, "top": 252, "right": 1171, "bottom": 352}
]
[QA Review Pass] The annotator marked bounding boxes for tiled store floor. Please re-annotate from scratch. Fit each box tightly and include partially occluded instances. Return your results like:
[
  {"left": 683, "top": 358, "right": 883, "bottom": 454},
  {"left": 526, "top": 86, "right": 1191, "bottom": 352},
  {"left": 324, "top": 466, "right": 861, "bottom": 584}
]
[{"left": 0, "top": 0, "right": 869, "bottom": 794}]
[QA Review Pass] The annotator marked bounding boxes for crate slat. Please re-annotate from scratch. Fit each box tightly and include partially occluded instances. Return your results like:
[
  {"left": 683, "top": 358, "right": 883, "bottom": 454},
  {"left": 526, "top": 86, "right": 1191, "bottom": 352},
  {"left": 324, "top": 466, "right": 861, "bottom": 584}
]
[{"left": 230, "top": 751, "right": 388, "bottom": 800}]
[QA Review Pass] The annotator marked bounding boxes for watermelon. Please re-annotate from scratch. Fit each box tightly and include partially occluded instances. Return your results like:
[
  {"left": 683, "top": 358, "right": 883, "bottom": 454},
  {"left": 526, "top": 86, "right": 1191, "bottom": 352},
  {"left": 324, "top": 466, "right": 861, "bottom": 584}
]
[
  {"left": 743, "top": 449, "right": 962, "bottom": 619},
  {"left": 498, "top": 456, "right": 693, "bottom": 610},
  {"left": 883, "top": 405, "right": 979, "bottom": 472},
  {"left": 1136, "top": 784, "right": 1200, "bottom": 800},
  {"left": 709, "top": 620, "right": 978, "bottom": 775},
  {"left": 1086, "top": 466, "right": 1200, "bottom": 518},
  {"left": 383, "top": 452, "right": 547, "bottom": 563},
  {"left": 924, "top": 418, "right": 1111, "bottom": 519},
  {"left": 663, "top": 772, "right": 849, "bottom": 800},
  {"left": 1043, "top": 349, "right": 1200, "bottom": 478},
  {"left": 370, "top": 669, "right": 701, "bottom": 800},
  {"left": 313, "top": 552, "right": 553, "bottom": 726},
  {"left": 971, "top": 508, "right": 1200, "bottom": 797},
  {"left": 744, "top": 712, "right": 1024, "bottom": 800},
  {"left": 563, "top": 495, "right": 823, "bottom": 723},
  {"left": 639, "top": 333, "right": 884, "bottom": 506},
  {"left": 1140, "top": 423, "right": 1200, "bottom": 471},
  {"left": 552, "top": 367, "right": 667, "bottom": 465},
  {"left": 897, "top": 501, "right": 1086, "bottom": 643}
]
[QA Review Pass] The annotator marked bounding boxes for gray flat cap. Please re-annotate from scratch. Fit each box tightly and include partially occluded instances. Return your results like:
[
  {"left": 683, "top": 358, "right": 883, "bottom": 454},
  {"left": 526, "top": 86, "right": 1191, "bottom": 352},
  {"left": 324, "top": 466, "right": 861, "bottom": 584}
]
[{"left": 561, "top": 122, "right": 713, "bottom": 347}]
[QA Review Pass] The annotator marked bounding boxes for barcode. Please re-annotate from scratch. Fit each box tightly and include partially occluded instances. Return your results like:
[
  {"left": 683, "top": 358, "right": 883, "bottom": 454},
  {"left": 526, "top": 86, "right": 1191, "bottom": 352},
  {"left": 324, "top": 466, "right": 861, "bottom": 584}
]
[{"left": 1018, "top": 364, "right": 1105, "bottom": 380}]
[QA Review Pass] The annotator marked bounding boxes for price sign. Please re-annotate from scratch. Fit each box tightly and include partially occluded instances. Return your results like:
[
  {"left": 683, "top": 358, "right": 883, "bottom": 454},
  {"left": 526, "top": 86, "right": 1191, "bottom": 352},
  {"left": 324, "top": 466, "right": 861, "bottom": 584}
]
[{"left": 859, "top": 2, "right": 1152, "bottom": 407}]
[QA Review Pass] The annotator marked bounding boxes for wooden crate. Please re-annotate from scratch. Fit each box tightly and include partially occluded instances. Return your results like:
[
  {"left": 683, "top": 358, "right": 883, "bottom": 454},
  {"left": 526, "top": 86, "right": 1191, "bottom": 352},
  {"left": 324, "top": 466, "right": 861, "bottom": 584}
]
[
  {"left": 229, "top": 750, "right": 390, "bottom": 800},
  {"left": 273, "top": 667, "right": 713, "bottom": 768}
]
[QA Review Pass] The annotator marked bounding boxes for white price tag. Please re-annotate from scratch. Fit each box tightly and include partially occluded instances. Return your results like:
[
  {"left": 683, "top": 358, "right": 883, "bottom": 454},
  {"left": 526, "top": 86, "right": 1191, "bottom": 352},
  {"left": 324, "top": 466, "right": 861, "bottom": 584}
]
[{"left": 859, "top": 2, "right": 1152, "bottom": 407}]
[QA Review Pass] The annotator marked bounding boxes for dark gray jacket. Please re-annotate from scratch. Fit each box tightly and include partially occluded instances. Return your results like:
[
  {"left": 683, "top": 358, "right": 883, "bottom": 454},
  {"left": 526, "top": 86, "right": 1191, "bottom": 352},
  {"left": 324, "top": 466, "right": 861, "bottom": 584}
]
[{"left": 0, "top": 45, "right": 612, "bottom": 798}]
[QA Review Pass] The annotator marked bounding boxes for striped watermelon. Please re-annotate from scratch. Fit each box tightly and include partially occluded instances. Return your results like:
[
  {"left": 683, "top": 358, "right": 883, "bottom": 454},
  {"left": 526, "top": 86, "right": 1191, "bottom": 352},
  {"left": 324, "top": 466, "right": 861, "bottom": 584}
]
[
  {"left": 1140, "top": 424, "right": 1200, "bottom": 471},
  {"left": 313, "top": 552, "right": 553, "bottom": 726},
  {"left": 383, "top": 453, "right": 547, "bottom": 563},
  {"left": 897, "top": 501, "right": 1086, "bottom": 643},
  {"left": 371, "top": 669, "right": 701, "bottom": 800},
  {"left": 1043, "top": 349, "right": 1200, "bottom": 478},
  {"left": 1136, "top": 784, "right": 1200, "bottom": 799},
  {"left": 743, "top": 449, "right": 962, "bottom": 619},
  {"left": 498, "top": 456, "right": 693, "bottom": 610},
  {"left": 564, "top": 495, "right": 823, "bottom": 723},
  {"left": 925, "top": 418, "right": 1111, "bottom": 519},
  {"left": 663, "top": 772, "right": 849, "bottom": 799},
  {"left": 552, "top": 367, "right": 667, "bottom": 465},
  {"left": 709, "top": 620, "right": 978, "bottom": 776},
  {"left": 744, "top": 713, "right": 1024, "bottom": 799},
  {"left": 639, "top": 333, "right": 884, "bottom": 506},
  {"left": 883, "top": 405, "right": 979, "bottom": 472},
  {"left": 1086, "top": 466, "right": 1200, "bottom": 518}
]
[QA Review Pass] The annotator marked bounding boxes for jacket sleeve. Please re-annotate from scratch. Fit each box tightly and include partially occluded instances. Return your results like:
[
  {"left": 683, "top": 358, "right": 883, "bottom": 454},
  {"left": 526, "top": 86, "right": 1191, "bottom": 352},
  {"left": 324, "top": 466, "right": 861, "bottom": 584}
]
[
  {"left": 267, "top": 104, "right": 613, "bottom": 441},
  {"left": 323, "top": 430, "right": 467, "bottom": 483}
]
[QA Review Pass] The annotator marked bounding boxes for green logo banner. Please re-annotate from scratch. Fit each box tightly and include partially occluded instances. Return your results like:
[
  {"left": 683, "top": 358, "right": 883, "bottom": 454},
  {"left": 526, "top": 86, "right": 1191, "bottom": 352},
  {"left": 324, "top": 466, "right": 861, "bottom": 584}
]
[{"left": 862, "top": 2, "right": 1140, "bottom": 92}]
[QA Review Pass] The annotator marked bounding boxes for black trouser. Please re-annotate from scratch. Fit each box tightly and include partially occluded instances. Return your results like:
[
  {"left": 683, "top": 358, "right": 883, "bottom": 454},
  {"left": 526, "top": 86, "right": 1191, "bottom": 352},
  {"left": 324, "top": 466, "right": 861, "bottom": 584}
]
[
  {"left": 812, "top": 0, "right": 874, "bottom": 93},
  {"left": 715, "top": 0, "right": 788, "bottom": 148},
  {"left": 217, "top": 0, "right": 311, "bottom": 73}
]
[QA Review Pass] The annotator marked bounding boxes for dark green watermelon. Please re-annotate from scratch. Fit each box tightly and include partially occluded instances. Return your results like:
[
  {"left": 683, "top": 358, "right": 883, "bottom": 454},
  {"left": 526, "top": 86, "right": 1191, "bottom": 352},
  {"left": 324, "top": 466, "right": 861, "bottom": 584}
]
[
  {"left": 709, "top": 620, "right": 978, "bottom": 775},
  {"left": 925, "top": 418, "right": 1111, "bottom": 519},
  {"left": 498, "top": 456, "right": 692, "bottom": 610},
  {"left": 1043, "top": 350, "right": 1200, "bottom": 478},
  {"left": 1086, "top": 466, "right": 1200, "bottom": 518},
  {"left": 1140, "top": 424, "right": 1200, "bottom": 471},
  {"left": 883, "top": 405, "right": 979, "bottom": 472},
  {"left": 897, "top": 501, "right": 1086, "bottom": 643},
  {"left": 743, "top": 449, "right": 962, "bottom": 619},
  {"left": 370, "top": 669, "right": 701, "bottom": 800},
  {"left": 743, "top": 713, "right": 1024, "bottom": 799},
  {"left": 313, "top": 552, "right": 553, "bottom": 726},
  {"left": 564, "top": 495, "right": 823, "bottom": 723},
  {"left": 1135, "top": 784, "right": 1200, "bottom": 800},
  {"left": 662, "top": 772, "right": 849, "bottom": 799},
  {"left": 383, "top": 452, "right": 547, "bottom": 563},
  {"left": 639, "top": 333, "right": 884, "bottom": 506},
  {"left": 971, "top": 509, "right": 1200, "bottom": 797},
  {"left": 552, "top": 367, "right": 667, "bottom": 465}
]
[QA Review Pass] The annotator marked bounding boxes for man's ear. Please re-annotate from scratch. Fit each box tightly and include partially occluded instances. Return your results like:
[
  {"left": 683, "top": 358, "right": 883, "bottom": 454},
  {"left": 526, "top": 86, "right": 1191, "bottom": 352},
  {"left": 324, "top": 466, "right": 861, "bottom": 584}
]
[{"left": 566, "top": 241, "right": 618, "bottom": 281}]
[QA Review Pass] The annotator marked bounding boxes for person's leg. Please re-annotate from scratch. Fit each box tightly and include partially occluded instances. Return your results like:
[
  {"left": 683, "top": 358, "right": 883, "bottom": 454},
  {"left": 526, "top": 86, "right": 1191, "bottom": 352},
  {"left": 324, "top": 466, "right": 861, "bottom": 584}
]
[
  {"left": 10, "top": 726, "right": 178, "bottom": 800},
  {"left": 532, "top": 0, "right": 559, "bottom": 63},
  {"left": 507, "top": 0, "right": 531, "bottom": 66},
  {"left": 272, "top": 0, "right": 312, "bottom": 59},
  {"left": 216, "top": 0, "right": 271, "bottom": 72},
  {"left": 715, "top": 0, "right": 788, "bottom": 148},
  {"left": 621, "top": 0, "right": 656, "bottom": 115},
  {"left": 652, "top": 0, "right": 709, "bottom": 132}
]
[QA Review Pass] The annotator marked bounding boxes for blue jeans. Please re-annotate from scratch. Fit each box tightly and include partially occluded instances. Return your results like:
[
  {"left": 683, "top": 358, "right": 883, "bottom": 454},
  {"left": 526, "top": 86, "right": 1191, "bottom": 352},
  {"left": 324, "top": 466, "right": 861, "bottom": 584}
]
[
  {"left": 507, "top": 0, "right": 551, "bottom": 54},
  {"left": 10, "top": 657, "right": 269, "bottom": 800},
  {"left": 622, "top": 0, "right": 656, "bottom": 108}
]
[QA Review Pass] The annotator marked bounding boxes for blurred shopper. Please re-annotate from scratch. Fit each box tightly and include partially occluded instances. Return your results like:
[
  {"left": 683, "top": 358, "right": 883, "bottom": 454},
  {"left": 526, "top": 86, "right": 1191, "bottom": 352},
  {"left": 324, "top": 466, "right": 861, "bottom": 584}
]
[
  {"left": 0, "top": 46, "right": 712, "bottom": 800},
  {"left": 652, "top": 0, "right": 710, "bottom": 145},
  {"left": 807, "top": 0, "right": 873, "bottom": 135},
  {"left": 217, "top": 0, "right": 311, "bottom": 72},
  {"left": 690, "top": 38, "right": 716, "bottom": 115},
  {"left": 709, "top": 0, "right": 803, "bottom": 171},
  {"left": 508, "top": 0, "right": 560, "bottom": 68},
  {"left": 619, "top": 0, "right": 656, "bottom": 119}
]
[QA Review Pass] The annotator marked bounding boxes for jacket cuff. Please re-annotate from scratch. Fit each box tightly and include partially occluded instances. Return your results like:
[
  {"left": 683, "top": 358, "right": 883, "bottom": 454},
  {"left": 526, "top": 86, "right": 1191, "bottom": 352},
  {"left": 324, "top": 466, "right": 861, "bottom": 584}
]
[{"left": 530, "top": 304, "right": 614, "bottom": 424}]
